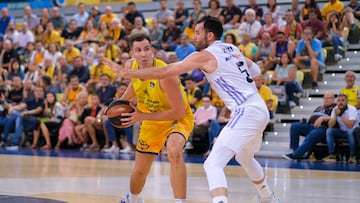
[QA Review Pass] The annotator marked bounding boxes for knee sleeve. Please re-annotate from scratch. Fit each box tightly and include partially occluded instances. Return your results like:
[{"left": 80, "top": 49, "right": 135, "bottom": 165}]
[
  {"left": 235, "top": 150, "right": 264, "bottom": 181},
  {"left": 204, "top": 140, "right": 234, "bottom": 191}
]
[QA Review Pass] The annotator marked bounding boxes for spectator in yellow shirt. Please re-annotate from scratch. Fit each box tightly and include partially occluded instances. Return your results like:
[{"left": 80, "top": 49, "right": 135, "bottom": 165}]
[
  {"left": 99, "top": 6, "right": 118, "bottom": 27},
  {"left": 340, "top": 71, "right": 360, "bottom": 108},
  {"left": 254, "top": 75, "right": 276, "bottom": 119},
  {"left": 43, "top": 22, "right": 61, "bottom": 47},
  {"left": 100, "top": 35, "right": 121, "bottom": 63},
  {"left": 321, "top": 0, "right": 344, "bottom": 22},
  {"left": 88, "top": 52, "right": 115, "bottom": 88},
  {"left": 238, "top": 32, "right": 258, "bottom": 60},
  {"left": 63, "top": 40, "right": 81, "bottom": 65},
  {"left": 107, "top": 18, "right": 127, "bottom": 42}
]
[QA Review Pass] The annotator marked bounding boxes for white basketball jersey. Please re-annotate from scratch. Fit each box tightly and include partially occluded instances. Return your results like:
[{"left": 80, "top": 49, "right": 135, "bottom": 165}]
[{"left": 204, "top": 41, "right": 259, "bottom": 111}]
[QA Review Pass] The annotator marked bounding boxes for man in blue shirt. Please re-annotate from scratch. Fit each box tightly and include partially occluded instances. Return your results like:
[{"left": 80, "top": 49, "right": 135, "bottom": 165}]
[
  {"left": 0, "top": 8, "right": 14, "bottom": 35},
  {"left": 175, "top": 34, "right": 196, "bottom": 61},
  {"left": 95, "top": 74, "right": 117, "bottom": 104},
  {"left": 294, "top": 26, "right": 325, "bottom": 89},
  {"left": 68, "top": 56, "right": 90, "bottom": 84}
]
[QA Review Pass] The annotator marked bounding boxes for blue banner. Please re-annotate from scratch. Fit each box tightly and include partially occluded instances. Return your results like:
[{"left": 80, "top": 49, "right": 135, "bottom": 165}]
[{"left": 0, "top": 0, "right": 54, "bottom": 10}]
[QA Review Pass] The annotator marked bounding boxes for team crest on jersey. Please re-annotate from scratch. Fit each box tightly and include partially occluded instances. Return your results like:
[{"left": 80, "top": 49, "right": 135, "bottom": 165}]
[{"left": 149, "top": 82, "right": 155, "bottom": 88}]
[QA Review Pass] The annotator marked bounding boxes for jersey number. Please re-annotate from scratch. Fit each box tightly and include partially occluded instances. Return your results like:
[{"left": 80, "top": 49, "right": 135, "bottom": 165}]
[{"left": 236, "top": 61, "right": 253, "bottom": 83}]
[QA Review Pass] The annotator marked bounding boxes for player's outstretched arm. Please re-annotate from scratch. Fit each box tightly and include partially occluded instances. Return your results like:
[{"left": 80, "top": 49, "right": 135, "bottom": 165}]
[{"left": 105, "top": 51, "right": 214, "bottom": 80}]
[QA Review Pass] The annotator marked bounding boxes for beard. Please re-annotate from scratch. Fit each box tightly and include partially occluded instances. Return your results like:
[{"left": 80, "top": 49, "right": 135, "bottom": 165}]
[{"left": 195, "top": 38, "right": 209, "bottom": 51}]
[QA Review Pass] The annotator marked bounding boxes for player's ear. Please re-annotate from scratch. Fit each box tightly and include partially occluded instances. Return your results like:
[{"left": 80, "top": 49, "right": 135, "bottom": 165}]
[
  {"left": 207, "top": 32, "right": 214, "bottom": 41},
  {"left": 129, "top": 50, "right": 134, "bottom": 58}
]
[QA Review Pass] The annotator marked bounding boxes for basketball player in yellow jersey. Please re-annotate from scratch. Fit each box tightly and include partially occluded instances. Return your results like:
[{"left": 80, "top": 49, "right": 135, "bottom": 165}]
[{"left": 117, "top": 33, "right": 194, "bottom": 203}]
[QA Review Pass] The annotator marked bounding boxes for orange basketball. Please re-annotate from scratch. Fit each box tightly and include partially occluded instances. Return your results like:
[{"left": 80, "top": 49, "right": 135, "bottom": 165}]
[{"left": 105, "top": 100, "right": 134, "bottom": 128}]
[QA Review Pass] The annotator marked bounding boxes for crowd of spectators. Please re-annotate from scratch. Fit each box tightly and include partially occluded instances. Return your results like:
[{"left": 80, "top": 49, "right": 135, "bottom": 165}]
[
  {"left": 284, "top": 71, "right": 360, "bottom": 164},
  {"left": 0, "top": 0, "right": 359, "bottom": 159}
]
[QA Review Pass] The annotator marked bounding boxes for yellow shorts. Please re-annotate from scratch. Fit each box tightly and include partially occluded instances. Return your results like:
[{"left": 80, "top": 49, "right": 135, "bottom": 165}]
[{"left": 136, "top": 118, "right": 194, "bottom": 154}]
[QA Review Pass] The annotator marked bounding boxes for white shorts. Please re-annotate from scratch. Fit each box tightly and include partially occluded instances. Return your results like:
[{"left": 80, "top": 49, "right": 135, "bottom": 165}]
[{"left": 219, "top": 96, "right": 269, "bottom": 153}]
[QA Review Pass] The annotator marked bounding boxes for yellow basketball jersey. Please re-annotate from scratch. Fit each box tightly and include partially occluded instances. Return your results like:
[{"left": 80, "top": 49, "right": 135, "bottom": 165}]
[
  {"left": 131, "top": 59, "right": 193, "bottom": 120},
  {"left": 340, "top": 85, "right": 359, "bottom": 107}
]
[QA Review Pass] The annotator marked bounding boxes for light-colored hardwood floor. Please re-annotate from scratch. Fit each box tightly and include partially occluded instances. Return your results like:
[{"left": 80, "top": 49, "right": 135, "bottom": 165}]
[{"left": 1, "top": 154, "right": 360, "bottom": 203}]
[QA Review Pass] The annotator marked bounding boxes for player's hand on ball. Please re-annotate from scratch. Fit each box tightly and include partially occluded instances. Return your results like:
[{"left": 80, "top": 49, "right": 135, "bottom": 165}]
[{"left": 120, "top": 103, "right": 142, "bottom": 127}]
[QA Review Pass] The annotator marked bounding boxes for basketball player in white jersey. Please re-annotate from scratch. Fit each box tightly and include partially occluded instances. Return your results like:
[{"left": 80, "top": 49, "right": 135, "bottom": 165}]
[{"left": 104, "top": 16, "right": 279, "bottom": 203}]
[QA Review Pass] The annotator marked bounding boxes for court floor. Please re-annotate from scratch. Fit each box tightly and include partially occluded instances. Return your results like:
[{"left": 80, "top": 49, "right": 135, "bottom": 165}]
[{"left": 0, "top": 149, "right": 359, "bottom": 203}]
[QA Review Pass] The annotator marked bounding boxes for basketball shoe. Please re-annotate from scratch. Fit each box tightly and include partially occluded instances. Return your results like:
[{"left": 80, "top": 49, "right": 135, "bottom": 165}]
[
  {"left": 257, "top": 192, "right": 281, "bottom": 203},
  {"left": 119, "top": 194, "right": 145, "bottom": 203}
]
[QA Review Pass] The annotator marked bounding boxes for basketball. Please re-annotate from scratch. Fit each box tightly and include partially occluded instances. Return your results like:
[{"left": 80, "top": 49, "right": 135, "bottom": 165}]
[{"left": 105, "top": 99, "right": 134, "bottom": 128}]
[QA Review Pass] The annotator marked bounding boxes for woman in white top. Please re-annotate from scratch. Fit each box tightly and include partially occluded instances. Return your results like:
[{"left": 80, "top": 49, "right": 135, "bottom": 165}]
[
  {"left": 36, "top": 91, "right": 64, "bottom": 149},
  {"left": 23, "top": 61, "right": 40, "bottom": 84},
  {"left": 44, "top": 42, "right": 62, "bottom": 66}
]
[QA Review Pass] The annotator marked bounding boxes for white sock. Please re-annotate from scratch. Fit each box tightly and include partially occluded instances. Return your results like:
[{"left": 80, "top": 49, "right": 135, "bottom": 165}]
[
  {"left": 255, "top": 179, "right": 272, "bottom": 198},
  {"left": 175, "top": 199, "right": 186, "bottom": 203},
  {"left": 129, "top": 193, "right": 139, "bottom": 203},
  {"left": 212, "top": 196, "right": 228, "bottom": 203}
]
